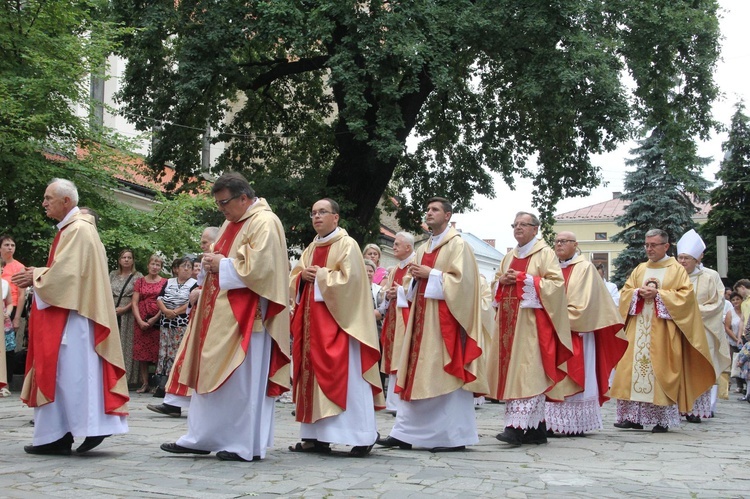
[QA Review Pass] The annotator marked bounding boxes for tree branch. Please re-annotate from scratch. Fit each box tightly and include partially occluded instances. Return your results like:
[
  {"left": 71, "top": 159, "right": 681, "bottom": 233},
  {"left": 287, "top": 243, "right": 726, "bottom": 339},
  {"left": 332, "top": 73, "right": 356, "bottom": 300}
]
[{"left": 242, "top": 55, "right": 330, "bottom": 91}]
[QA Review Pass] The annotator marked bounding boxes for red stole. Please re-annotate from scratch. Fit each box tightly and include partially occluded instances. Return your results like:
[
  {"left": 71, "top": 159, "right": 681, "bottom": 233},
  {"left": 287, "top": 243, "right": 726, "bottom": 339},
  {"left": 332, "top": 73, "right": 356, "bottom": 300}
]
[
  {"left": 290, "top": 245, "right": 351, "bottom": 422},
  {"left": 379, "top": 265, "right": 409, "bottom": 374},
  {"left": 397, "top": 248, "right": 481, "bottom": 401}
]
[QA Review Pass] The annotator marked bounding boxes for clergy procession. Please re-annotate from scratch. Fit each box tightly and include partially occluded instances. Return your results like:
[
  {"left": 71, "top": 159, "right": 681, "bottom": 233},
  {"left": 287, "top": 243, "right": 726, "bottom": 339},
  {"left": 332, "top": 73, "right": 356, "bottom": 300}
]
[{"left": 3, "top": 174, "right": 735, "bottom": 462}]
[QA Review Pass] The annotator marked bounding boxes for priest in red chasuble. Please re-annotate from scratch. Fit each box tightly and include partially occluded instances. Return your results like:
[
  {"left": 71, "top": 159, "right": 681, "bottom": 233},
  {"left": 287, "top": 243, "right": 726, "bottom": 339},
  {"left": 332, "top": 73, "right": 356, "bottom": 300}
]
[
  {"left": 544, "top": 231, "right": 626, "bottom": 437},
  {"left": 289, "top": 198, "right": 384, "bottom": 457},
  {"left": 490, "top": 212, "right": 574, "bottom": 446},
  {"left": 15, "top": 179, "right": 129, "bottom": 456},
  {"left": 159, "top": 172, "right": 290, "bottom": 462},
  {"left": 378, "top": 231, "right": 416, "bottom": 414},
  {"left": 611, "top": 228, "right": 715, "bottom": 433},
  {"left": 377, "top": 197, "right": 489, "bottom": 452}
]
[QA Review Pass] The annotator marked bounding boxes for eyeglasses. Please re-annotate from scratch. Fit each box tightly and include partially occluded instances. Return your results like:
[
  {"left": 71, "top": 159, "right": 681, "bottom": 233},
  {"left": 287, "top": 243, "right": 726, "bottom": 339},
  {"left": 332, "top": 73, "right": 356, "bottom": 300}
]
[
  {"left": 511, "top": 222, "right": 538, "bottom": 229},
  {"left": 310, "top": 210, "right": 332, "bottom": 218},
  {"left": 644, "top": 242, "right": 668, "bottom": 249},
  {"left": 216, "top": 194, "right": 241, "bottom": 207},
  {"left": 554, "top": 239, "right": 576, "bottom": 245}
]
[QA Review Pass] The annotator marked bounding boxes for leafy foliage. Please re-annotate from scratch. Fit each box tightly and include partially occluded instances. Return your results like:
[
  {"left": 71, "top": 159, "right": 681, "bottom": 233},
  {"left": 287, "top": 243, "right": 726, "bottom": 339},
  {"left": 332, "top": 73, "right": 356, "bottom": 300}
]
[
  {"left": 110, "top": 1, "right": 718, "bottom": 247},
  {"left": 610, "top": 129, "right": 711, "bottom": 286},
  {"left": 700, "top": 103, "right": 750, "bottom": 285}
]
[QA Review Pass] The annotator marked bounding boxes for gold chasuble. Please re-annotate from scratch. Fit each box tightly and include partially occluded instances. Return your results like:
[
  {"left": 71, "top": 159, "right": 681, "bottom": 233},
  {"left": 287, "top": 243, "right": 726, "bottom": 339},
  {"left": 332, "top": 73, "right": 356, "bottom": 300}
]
[
  {"left": 395, "top": 228, "right": 488, "bottom": 401},
  {"left": 690, "top": 266, "right": 731, "bottom": 380},
  {"left": 379, "top": 257, "right": 415, "bottom": 375},
  {"left": 290, "top": 229, "right": 384, "bottom": 423},
  {"left": 22, "top": 212, "right": 129, "bottom": 415},
  {"left": 167, "top": 199, "right": 290, "bottom": 397},
  {"left": 488, "top": 240, "right": 573, "bottom": 401},
  {"left": 610, "top": 257, "right": 715, "bottom": 412},
  {"left": 545, "top": 255, "right": 627, "bottom": 404}
]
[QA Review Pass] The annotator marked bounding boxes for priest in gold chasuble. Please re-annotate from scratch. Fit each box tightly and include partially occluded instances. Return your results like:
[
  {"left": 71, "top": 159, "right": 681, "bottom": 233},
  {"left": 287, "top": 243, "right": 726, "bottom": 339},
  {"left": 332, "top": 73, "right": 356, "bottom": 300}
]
[
  {"left": 289, "top": 198, "right": 384, "bottom": 457},
  {"left": 544, "top": 232, "right": 626, "bottom": 436},
  {"left": 492, "top": 212, "right": 573, "bottom": 446},
  {"left": 160, "top": 173, "right": 291, "bottom": 462},
  {"left": 16, "top": 179, "right": 128, "bottom": 456},
  {"left": 377, "top": 197, "right": 488, "bottom": 452},
  {"left": 612, "top": 229, "right": 715, "bottom": 433}
]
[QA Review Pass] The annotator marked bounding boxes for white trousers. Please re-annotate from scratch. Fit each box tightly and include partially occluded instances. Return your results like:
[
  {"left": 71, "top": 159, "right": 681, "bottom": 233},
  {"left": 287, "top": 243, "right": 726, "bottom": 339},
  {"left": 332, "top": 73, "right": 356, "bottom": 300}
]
[
  {"left": 34, "top": 311, "right": 128, "bottom": 446},
  {"left": 177, "top": 330, "right": 275, "bottom": 460},
  {"left": 300, "top": 340, "right": 378, "bottom": 446},
  {"left": 390, "top": 388, "right": 478, "bottom": 448}
]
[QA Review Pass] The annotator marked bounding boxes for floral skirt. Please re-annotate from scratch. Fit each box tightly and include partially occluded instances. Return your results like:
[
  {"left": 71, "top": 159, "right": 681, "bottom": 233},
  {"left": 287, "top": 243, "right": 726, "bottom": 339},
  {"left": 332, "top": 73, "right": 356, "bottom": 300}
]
[{"left": 156, "top": 325, "right": 187, "bottom": 377}]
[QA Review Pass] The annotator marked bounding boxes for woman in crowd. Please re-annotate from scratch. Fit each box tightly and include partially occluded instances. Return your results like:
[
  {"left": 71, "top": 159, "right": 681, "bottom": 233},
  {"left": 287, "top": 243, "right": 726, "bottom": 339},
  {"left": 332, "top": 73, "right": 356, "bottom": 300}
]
[
  {"left": 110, "top": 249, "right": 142, "bottom": 387},
  {"left": 132, "top": 254, "right": 166, "bottom": 393},
  {"left": 0, "top": 261, "right": 14, "bottom": 397},
  {"left": 726, "top": 292, "right": 745, "bottom": 397},
  {"left": 0, "top": 235, "right": 25, "bottom": 337},
  {"left": 363, "top": 243, "right": 387, "bottom": 285},
  {"left": 153, "top": 256, "right": 197, "bottom": 397}
]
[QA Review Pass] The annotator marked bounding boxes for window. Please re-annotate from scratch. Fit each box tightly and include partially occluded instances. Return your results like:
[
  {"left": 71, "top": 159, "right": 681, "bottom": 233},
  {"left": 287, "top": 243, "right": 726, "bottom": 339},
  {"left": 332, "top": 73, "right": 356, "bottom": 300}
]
[{"left": 595, "top": 232, "right": 607, "bottom": 241}]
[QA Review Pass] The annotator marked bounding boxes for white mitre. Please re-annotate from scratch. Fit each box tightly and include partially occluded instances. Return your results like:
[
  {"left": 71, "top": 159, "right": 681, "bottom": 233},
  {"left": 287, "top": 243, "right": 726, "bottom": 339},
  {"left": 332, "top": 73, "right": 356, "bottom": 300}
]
[{"left": 676, "top": 229, "right": 705, "bottom": 259}]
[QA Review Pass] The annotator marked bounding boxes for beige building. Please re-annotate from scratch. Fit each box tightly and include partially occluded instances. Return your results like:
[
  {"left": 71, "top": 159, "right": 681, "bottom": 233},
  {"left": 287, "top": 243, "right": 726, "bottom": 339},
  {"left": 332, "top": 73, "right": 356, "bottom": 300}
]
[{"left": 553, "top": 192, "right": 711, "bottom": 279}]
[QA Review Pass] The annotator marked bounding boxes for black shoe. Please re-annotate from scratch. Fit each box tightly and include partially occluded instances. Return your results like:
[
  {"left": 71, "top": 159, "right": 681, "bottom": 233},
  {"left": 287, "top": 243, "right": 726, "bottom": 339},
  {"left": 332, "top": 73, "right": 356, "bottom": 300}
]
[
  {"left": 685, "top": 415, "right": 701, "bottom": 424},
  {"left": 216, "top": 450, "right": 256, "bottom": 462},
  {"left": 375, "top": 435, "right": 412, "bottom": 450},
  {"left": 613, "top": 420, "right": 644, "bottom": 430},
  {"left": 147, "top": 403, "right": 181, "bottom": 417},
  {"left": 522, "top": 422, "right": 548, "bottom": 445},
  {"left": 737, "top": 396, "right": 748, "bottom": 401},
  {"left": 76, "top": 435, "right": 110, "bottom": 453},
  {"left": 24, "top": 432, "right": 73, "bottom": 456},
  {"left": 350, "top": 444, "right": 375, "bottom": 457},
  {"left": 160, "top": 442, "right": 210, "bottom": 455},
  {"left": 652, "top": 424, "right": 669, "bottom": 433},
  {"left": 495, "top": 426, "right": 523, "bottom": 445}
]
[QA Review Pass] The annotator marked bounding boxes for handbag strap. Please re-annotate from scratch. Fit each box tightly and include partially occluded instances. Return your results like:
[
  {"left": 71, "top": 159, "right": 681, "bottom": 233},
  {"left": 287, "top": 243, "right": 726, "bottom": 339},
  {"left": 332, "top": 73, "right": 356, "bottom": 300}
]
[{"left": 116, "top": 273, "right": 136, "bottom": 308}]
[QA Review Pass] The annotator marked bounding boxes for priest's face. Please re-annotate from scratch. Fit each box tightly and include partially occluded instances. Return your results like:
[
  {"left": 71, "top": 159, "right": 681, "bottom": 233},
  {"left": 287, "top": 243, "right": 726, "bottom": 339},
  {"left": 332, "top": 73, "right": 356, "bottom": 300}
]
[
  {"left": 553, "top": 232, "right": 577, "bottom": 260},
  {"left": 214, "top": 188, "right": 248, "bottom": 223},
  {"left": 43, "top": 183, "right": 72, "bottom": 222},
  {"left": 311, "top": 199, "right": 339, "bottom": 237},
  {"left": 392, "top": 235, "right": 412, "bottom": 261},
  {"left": 512, "top": 214, "right": 538, "bottom": 246},
  {"left": 644, "top": 235, "right": 669, "bottom": 262},
  {"left": 677, "top": 254, "right": 698, "bottom": 274},
  {"left": 425, "top": 201, "right": 451, "bottom": 234},
  {"left": 200, "top": 229, "right": 216, "bottom": 252}
]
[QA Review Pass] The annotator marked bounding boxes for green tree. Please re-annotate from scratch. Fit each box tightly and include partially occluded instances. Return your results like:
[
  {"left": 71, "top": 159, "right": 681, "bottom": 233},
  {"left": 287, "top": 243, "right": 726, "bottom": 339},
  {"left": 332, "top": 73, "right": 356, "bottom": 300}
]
[
  {"left": 700, "top": 102, "right": 750, "bottom": 285},
  {"left": 0, "top": 0, "right": 211, "bottom": 266},
  {"left": 112, "top": 0, "right": 720, "bottom": 246},
  {"left": 611, "top": 129, "right": 711, "bottom": 286}
]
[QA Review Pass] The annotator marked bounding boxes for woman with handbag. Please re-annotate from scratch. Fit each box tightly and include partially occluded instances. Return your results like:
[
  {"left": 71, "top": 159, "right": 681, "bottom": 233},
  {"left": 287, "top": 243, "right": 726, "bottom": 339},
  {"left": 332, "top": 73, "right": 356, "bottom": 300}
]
[
  {"left": 132, "top": 254, "right": 166, "bottom": 393},
  {"left": 110, "top": 249, "right": 142, "bottom": 388}
]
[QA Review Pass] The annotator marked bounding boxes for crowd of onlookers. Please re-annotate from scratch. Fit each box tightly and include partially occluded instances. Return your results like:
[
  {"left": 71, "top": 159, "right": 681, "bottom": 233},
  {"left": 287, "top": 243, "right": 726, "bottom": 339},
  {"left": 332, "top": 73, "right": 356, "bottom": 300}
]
[
  {"left": 0, "top": 232, "right": 210, "bottom": 399},
  {"left": 727, "top": 280, "right": 750, "bottom": 401}
]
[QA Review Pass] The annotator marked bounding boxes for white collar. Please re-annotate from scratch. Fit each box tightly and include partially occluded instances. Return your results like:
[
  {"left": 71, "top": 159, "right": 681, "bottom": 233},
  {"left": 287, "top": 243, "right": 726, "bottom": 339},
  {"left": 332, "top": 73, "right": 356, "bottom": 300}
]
[
  {"left": 57, "top": 206, "right": 80, "bottom": 230},
  {"left": 315, "top": 227, "right": 340, "bottom": 243},
  {"left": 430, "top": 229, "right": 448, "bottom": 250},
  {"left": 517, "top": 236, "right": 539, "bottom": 258},
  {"left": 398, "top": 252, "right": 416, "bottom": 269}
]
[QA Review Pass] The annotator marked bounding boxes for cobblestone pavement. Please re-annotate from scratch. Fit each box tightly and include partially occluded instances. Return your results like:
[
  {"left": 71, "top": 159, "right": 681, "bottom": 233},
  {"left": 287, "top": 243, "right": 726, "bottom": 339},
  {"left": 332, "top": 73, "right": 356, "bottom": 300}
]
[{"left": 0, "top": 387, "right": 748, "bottom": 498}]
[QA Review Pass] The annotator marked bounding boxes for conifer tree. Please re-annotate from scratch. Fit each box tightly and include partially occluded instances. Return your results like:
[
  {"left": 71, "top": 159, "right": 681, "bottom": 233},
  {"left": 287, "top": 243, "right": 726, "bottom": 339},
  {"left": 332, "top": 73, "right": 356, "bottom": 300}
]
[
  {"left": 611, "top": 129, "right": 710, "bottom": 286},
  {"left": 700, "top": 103, "right": 750, "bottom": 285}
]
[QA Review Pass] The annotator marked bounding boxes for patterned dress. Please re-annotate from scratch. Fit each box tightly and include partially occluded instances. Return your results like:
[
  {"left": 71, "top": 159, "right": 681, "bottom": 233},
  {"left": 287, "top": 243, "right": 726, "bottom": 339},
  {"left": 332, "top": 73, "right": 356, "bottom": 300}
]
[
  {"left": 110, "top": 270, "right": 142, "bottom": 386},
  {"left": 133, "top": 276, "right": 166, "bottom": 363},
  {"left": 156, "top": 277, "right": 197, "bottom": 376}
]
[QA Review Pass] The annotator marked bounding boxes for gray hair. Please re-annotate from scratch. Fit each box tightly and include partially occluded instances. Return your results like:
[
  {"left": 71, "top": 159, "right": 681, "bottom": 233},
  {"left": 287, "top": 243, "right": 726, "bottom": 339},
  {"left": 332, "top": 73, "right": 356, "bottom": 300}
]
[
  {"left": 49, "top": 178, "right": 79, "bottom": 206},
  {"left": 395, "top": 231, "right": 415, "bottom": 248},
  {"left": 645, "top": 228, "right": 669, "bottom": 243},
  {"left": 515, "top": 211, "right": 540, "bottom": 226},
  {"left": 363, "top": 258, "right": 377, "bottom": 271},
  {"left": 203, "top": 226, "right": 219, "bottom": 242}
]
